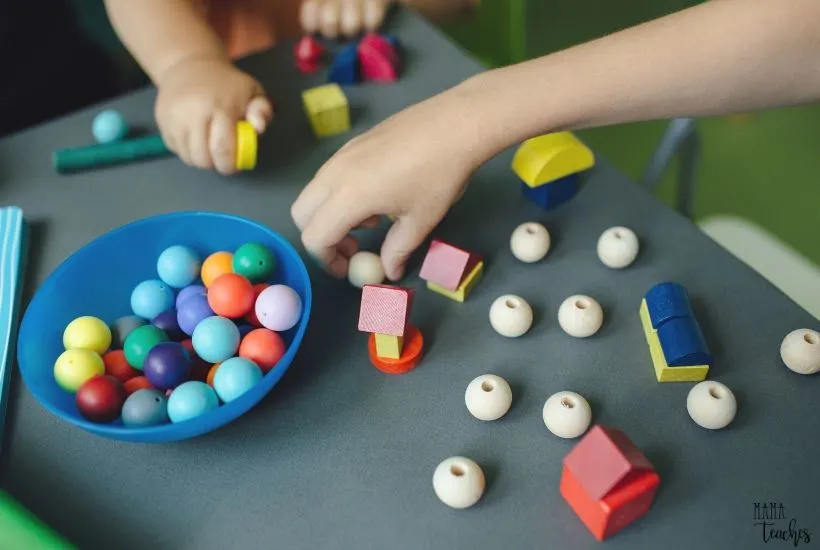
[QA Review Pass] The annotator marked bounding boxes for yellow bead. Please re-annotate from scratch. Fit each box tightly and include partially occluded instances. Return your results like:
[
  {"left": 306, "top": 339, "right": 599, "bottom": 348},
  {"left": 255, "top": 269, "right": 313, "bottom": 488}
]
[
  {"left": 54, "top": 349, "right": 105, "bottom": 393},
  {"left": 235, "top": 120, "right": 257, "bottom": 171},
  {"left": 63, "top": 316, "right": 111, "bottom": 354}
]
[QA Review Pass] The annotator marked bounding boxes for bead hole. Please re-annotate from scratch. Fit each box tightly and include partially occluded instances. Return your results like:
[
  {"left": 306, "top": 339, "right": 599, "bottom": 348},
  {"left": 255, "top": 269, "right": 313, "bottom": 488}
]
[
  {"left": 505, "top": 299, "right": 518, "bottom": 309},
  {"left": 560, "top": 397, "right": 575, "bottom": 409},
  {"left": 574, "top": 299, "right": 588, "bottom": 310},
  {"left": 804, "top": 333, "right": 818, "bottom": 345},
  {"left": 708, "top": 387, "right": 722, "bottom": 399},
  {"left": 613, "top": 230, "right": 623, "bottom": 239},
  {"left": 155, "top": 397, "right": 162, "bottom": 402},
  {"left": 525, "top": 225, "right": 536, "bottom": 235},
  {"left": 481, "top": 380, "right": 495, "bottom": 392},
  {"left": 450, "top": 465, "right": 465, "bottom": 477}
]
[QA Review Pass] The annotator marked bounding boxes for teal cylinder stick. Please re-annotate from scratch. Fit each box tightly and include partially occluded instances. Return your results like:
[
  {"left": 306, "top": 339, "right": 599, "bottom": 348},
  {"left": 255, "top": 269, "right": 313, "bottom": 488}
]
[{"left": 53, "top": 134, "right": 171, "bottom": 173}]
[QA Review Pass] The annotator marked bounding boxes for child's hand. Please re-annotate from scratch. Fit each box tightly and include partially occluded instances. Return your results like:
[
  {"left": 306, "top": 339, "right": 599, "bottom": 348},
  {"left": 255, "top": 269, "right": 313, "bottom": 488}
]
[
  {"left": 300, "top": 0, "right": 394, "bottom": 39},
  {"left": 155, "top": 58, "right": 274, "bottom": 174},
  {"left": 291, "top": 89, "right": 485, "bottom": 281}
]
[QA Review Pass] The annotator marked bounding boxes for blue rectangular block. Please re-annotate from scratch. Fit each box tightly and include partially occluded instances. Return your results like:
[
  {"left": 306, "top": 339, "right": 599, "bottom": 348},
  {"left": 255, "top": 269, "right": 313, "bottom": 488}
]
[
  {"left": 645, "top": 282, "right": 693, "bottom": 329},
  {"left": 328, "top": 43, "right": 359, "bottom": 85},
  {"left": 657, "top": 316, "right": 712, "bottom": 366},
  {"left": 520, "top": 173, "right": 579, "bottom": 210}
]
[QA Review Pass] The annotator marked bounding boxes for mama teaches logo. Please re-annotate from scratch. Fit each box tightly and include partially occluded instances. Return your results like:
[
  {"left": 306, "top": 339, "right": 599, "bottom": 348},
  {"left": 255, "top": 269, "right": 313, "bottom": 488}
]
[{"left": 753, "top": 502, "right": 812, "bottom": 547}]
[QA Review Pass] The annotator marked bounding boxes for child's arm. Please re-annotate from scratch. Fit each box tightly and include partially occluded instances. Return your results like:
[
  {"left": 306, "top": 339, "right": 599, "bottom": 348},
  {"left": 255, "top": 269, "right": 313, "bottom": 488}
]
[
  {"left": 104, "top": 0, "right": 273, "bottom": 174},
  {"left": 292, "top": 0, "right": 820, "bottom": 280}
]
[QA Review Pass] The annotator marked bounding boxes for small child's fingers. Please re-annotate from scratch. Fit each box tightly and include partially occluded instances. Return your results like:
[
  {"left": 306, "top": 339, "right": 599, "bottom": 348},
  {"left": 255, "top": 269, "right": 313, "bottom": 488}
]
[
  {"left": 357, "top": 215, "right": 382, "bottom": 229},
  {"left": 188, "top": 116, "right": 215, "bottom": 170},
  {"left": 379, "top": 212, "right": 435, "bottom": 281},
  {"left": 319, "top": 0, "right": 342, "bottom": 39},
  {"left": 209, "top": 112, "right": 238, "bottom": 175},
  {"left": 363, "top": 0, "right": 387, "bottom": 30},
  {"left": 245, "top": 96, "right": 273, "bottom": 134},
  {"left": 340, "top": 0, "right": 364, "bottom": 37},
  {"left": 300, "top": 0, "right": 320, "bottom": 33}
]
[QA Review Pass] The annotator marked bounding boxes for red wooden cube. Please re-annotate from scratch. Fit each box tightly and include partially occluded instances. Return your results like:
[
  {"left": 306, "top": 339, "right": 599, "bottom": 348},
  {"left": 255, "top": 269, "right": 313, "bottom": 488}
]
[
  {"left": 419, "top": 239, "right": 482, "bottom": 292},
  {"left": 357, "top": 33, "right": 400, "bottom": 83},
  {"left": 357, "top": 284, "right": 415, "bottom": 337},
  {"left": 560, "top": 425, "right": 660, "bottom": 541}
]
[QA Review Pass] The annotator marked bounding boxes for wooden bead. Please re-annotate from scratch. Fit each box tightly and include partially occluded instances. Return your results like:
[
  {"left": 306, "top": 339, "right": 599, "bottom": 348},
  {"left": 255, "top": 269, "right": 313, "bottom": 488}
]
[
  {"left": 558, "top": 295, "right": 603, "bottom": 338},
  {"left": 597, "top": 226, "right": 639, "bottom": 268},
  {"left": 489, "top": 295, "right": 533, "bottom": 338},
  {"left": 348, "top": 251, "right": 385, "bottom": 288},
  {"left": 465, "top": 374, "right": 512, "bottom": 421},
  {"left": 687, "top": 381, "right": 736, "bottom": 429},
  {"left": 780, "top": 328, "right": 820, "bottom": 375},
  {"left": 510, "top": 222, "right": 550, "bottom": 263},
  {"left": 543, "top": 391, "right": 592, "bottom": 438},
  {"left": 432, "top": 457, "right": 485, "bottom": 509}
]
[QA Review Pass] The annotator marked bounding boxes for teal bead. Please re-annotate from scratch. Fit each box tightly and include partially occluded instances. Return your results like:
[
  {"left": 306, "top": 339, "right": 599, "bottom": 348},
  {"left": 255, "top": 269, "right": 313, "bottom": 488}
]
[{"left": 232, "top": 242, "right": 276, "bottom": 283}]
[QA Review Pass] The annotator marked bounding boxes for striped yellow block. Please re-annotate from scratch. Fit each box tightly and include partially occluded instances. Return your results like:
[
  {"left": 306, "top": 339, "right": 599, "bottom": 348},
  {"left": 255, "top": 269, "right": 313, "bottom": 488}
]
[
  {"left": 427, "top": 261, "right": 483, "bottom": 303},
  {"left": 374, "top": 333, "right": 403, "bottom": 359},
  {"left": 639, "top": 299, "right": 709, "bottom": 383}
]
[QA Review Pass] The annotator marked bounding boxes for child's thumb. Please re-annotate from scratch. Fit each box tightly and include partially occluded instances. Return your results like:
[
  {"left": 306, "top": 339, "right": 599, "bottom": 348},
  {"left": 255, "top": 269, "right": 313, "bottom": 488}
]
[{"left": 380, "top": 213, "right": 437, "bottom": 282}]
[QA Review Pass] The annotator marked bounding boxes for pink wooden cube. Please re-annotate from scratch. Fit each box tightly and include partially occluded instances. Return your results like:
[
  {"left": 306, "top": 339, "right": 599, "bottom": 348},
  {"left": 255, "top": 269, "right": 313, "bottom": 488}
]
[
  {"left": 358, "top": 284, "right": 415, "bottom": 336},
  {"left": 419, "top": 239, "right": 479, "bottom": 291}
]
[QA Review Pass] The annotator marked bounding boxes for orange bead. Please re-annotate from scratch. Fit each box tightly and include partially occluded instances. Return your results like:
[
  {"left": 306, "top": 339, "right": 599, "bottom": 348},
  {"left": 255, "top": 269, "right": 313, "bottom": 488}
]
[
  {"left": 207, "top": 362, "right": 222, "bottom": 387},
  {"left": 239, "top": 328, "right": 286, "bottom": 374},
  {"left": 368, "top": 325, "right": 424, "bottom": 375},
  {"left": 208, "top": 273, "right": 255, "bottom": 318},
  {"left": 201, "top": 251, "right": 234, "bottom": 288},
  {"left": 245, "top": 283, "right": 271, "bottom": 326},
  {"left": 123, "top": 376, "right": 154, "bottom": 395},
  {"left": 103, "top": 350, "right": 140, "bottom": 383}
]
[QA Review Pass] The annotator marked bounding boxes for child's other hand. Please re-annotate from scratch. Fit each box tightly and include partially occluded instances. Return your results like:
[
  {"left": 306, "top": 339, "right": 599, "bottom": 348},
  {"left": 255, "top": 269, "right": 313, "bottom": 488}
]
[
  {"left": 291, "top": 90, "right": 482, "bottom": 281},
  {"left": 155, "top": 58, "right": 274, "bottom": 174},
  {"left": 300, "top": 0, "right": 394, "bottom": 39}
]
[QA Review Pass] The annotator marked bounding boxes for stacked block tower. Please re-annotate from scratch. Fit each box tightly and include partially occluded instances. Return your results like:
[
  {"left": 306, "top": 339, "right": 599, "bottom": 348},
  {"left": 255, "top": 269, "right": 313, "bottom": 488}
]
[
  {"left": 418, "top": 239, "right": 483, "bottom": 303},
  {"left": 560, "top": 425, "right": 660, "bottom": 541},
  {"left": 639, "top": 282, "right": 712, "bottom": 382},
  {"left": 511, "top": 132, "right": 595, "bottom": 209},
  {"left": 358, "top": 284, "right": 424, "bottom": 374}
]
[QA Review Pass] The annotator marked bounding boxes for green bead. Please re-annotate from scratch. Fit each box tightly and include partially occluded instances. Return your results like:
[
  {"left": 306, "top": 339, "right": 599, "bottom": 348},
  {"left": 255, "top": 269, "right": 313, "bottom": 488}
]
[
  {"left": 123, "top": 325, "right": 168, "bottom": 370},
  {"left": 232, "top": 242, "right": 276, "bottom": 283}
]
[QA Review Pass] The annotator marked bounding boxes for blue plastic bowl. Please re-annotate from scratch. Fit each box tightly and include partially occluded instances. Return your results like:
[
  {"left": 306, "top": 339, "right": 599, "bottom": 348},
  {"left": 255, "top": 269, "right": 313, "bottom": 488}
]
[{"left": 17, "top": 212, "right": 312, "bottom": 443}]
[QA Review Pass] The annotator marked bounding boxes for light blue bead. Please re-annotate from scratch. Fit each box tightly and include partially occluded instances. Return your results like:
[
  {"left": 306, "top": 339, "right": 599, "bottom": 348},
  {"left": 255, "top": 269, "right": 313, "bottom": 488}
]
[
  {"left": 213, "top": 357, "right": 262, "bottom": 403},
  {"left": 122, "top": 389, "right": 169, "bottom": 427},
  {"left": 92, "top": 109, "right": 128, "bottom": 144},
  {"left": 167, "top": 381, "right": 219, "bottom": 423},
  {"left": 192, "top": 316, "right": 240, "bottom": 363},
  {"left": 157, "top": 245, "right": 201, "bottom": 288},
  {"left": 131, "top": 279, "right": 175, "bottom": 320}
]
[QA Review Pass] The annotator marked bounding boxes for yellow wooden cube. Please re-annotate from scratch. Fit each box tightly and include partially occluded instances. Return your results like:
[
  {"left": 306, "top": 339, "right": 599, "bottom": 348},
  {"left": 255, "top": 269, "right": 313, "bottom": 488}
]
[
  {"left": 374, "top": 333, "right": 403, "bottom": 359},
  {"left": 639, "top": 299, "right": 709, "bottom": 383},
  {"left": 302, "top": 84, "right": 350, "bottom": 138},
  {"left": 512, "top": 132, "right": 595, "bottom": 187},
  {"left": 427, "top": 261, "right": 484, "bottom": 303}
]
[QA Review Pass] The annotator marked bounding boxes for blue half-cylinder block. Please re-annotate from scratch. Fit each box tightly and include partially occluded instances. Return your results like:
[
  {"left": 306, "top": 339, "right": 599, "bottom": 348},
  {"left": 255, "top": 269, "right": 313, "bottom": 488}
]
[
  {"left": 328, "top": 43, "right": 359, "bottom": 85},
  {"left": 520, "top": 173, "right": 580, "bottom": 210},
  {"left": 645, "top": 282, "right": 693, "bottom": 328},
  {"left": 657, "top": 316, "right": 712, "bottom": 366}
]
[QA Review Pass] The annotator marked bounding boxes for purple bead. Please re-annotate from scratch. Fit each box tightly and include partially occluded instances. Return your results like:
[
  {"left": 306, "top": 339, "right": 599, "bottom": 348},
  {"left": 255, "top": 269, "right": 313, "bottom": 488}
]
[
  {"left": 176, "top": 284, "right": 206, "bottom": 310},
  {"left": 143, "top": 342, "right": 191, "bottom": 391},
  {"left": 152, "top": 309, "right": 185, "bottom": 341},
  {"left": 255, "top": 284, "right": 302, "bottom": 332},
  {"left": 177, "top": 294, "right": 214, "bottom": 336}
]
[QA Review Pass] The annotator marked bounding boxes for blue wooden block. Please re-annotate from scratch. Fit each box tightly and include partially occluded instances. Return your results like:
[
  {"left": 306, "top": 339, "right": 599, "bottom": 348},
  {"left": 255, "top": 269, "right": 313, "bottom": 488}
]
[
  {"left": 657, "top": 316, "right": 712, "bottom": 366},
  {"left": 328, "top": 43, "right": 359, "bottom": 85},
  {"left": 520, "top": 173, "right": 580, "bottom": 209},
  {"left": 645, "top": 282, "right": 693, "bottom": 328}
]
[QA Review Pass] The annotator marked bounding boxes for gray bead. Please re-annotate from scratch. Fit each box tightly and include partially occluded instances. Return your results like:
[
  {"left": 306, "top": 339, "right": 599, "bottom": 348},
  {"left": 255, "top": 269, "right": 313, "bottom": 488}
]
[
  {"left": 112, "top": 315, "right": 147, "bottom": 349},
  {"left": 121, "top": 389, "right": 169, "bottom": 427}
]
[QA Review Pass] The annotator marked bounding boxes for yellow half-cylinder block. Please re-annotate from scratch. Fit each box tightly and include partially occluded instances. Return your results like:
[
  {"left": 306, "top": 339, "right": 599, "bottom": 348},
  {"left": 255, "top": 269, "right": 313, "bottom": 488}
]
[
  {"left": 302, "top": 84, "right": 350, "bottom": 138},
  {"left": 512, "top": 132, "right": 595, "bottom": 188},
  {"left": 374, "top": 333, "right": 403, "bottom": 359},
  {"left": 640, "top": 299, "right": 709, "bottom": 383},
  {"left": 235, "top": 120, "right": 257, "bottom": 170},
  {"left": 427, "top": 261, "right": 484, "bottom": 303}
]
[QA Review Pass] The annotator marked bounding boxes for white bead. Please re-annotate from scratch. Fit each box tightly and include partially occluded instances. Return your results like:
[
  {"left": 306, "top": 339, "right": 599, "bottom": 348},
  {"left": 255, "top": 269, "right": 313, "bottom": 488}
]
[
  {"left": 510, "top": 222, "right": 550, "bottom": 263},
  {"left": 489, "top": 295, "right": 533, "bottom": 338},
  {"left": 780, "top": 329, "right": 820, "bottom": 375},
  {"left": 542, "top": 391, "right": 592, "bottom": 438},
  {"left": 432, "top": 457, "right": 485, "bottom": 509},
  {"left": 687, "top": 381, "right": 737, "bottom": 429},
  {"left": 557, "top": 295, "right": 603, "bottom": 338},
  {"left": 465, "top": 374, "right": 512, "bottom": 421},
  {"left": 597, "top": 226, "right": 639, "bottom": 269},
  {"left": 347, "top": 251, "right": 385, "bottom": 288}
]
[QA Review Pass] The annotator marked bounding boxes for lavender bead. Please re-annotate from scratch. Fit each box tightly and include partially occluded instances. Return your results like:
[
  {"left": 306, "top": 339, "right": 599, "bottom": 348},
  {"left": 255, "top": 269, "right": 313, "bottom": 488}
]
[
  {"left": 177, "top": 293, "right": 214, "bottom": 336},
  {"left": 175, "top": 284, "right": 206, "bottom": 310},
  {"left": 255, "top": 284, "right": 302, "bottom": 332}
]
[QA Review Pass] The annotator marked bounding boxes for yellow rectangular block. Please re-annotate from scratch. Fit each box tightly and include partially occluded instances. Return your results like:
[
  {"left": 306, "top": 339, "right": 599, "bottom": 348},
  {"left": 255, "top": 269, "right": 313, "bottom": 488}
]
[
  {"left": 302, "top": 84, "right": 350, "bottom": 138},
  {"left": 427, "top": 261, "right": 483, "bottom": 303},
  {"left": 374, "top": 333, "right": 403, "bottom": 359},
  {"left": 512, "top": 132, "right": 595, "bottom": 188},
  {"left": 640, "top": 299, "right": 709, "bottom": 383}
]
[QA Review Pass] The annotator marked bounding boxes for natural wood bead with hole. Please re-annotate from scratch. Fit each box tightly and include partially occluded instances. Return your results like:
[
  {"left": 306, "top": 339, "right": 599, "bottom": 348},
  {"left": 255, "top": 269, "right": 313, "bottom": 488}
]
[
  {"left": 597, "top": 226, "right": 639, "bottom": 268},
  {"left": 465, "top": 374, "right": 512, "bottom": 421},
  {"left": 489, "top": 294, "right": 533, "bottom": 338},
  {"left": 780, "top": 328, "right": 820, "bottom": 375},
  {"left": 558, "top": 295, "right": 603, "bottom": 338},
  {"left": 510, "top": 222, "right": 550, "bottom": 263},
  {"left": 432, "top": 456, "right": 485, "bottom": 509},
  {"left": 347, "top": 251, "right": 385, "bottom": 288},
  {"left": 687, "top": 380, "right": 736, "bottom": 429},
  {"left": 542, "top": 391, "right": 592, "bottom": 438}
]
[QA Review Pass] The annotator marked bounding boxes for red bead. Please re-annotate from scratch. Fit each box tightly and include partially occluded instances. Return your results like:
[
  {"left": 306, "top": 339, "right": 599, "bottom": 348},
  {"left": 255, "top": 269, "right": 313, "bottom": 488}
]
[
  {"left": 239, "top": 328, "right": 286, "bottom": 374},
  {"left": 102, "top": 350, "right": 139, "bottom": 383},
  {"left": 124, "top": 376, "right": 154, "bottom": 395},
  {"left": 245, "top": 283, "right": 271, "bottom": 327},
  {"left": 207, "top": 273, "right": 254, "bottom": 319},
  {"left": 76, "top": 375, "right": 127, "bottom": 423}
]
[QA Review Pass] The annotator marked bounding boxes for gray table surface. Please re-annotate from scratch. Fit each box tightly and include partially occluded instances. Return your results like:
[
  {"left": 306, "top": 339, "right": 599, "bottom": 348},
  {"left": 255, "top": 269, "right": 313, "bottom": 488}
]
[{"left": 2, "top": 9, "right": 819, "bottom": 550}]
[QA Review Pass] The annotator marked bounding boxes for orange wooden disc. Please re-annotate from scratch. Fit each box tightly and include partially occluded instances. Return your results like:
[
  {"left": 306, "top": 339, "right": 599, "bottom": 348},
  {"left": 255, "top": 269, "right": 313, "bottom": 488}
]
[{"left": 368, "top": 325, "right": 424, "bottom": 375}]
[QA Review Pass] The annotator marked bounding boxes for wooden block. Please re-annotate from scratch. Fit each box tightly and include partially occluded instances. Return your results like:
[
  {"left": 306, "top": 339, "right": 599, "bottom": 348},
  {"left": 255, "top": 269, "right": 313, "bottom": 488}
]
[
  {"left": 374, "top": 333, "right": 403, "bottom": 359},
  {"left": 328, "top": 43, "right": 359, "bottom": 85},
  {"left": 426, "top": 260, "right": 483, "bottom": 303},
  {"left": 358, "top": 284, "right": 414, "bottom": 336},
  {"left": 644, "top": 282, "right": 694, "bottom": 328},
  {"left": 368, "top": 325, "right": 423, "bottom": 374},
  {"left": 358, "top": 33, "right": 400, "bottom": 83},
  {"left": 640, "top": 299, "right": 709, "bottom": 382},
  {"left": 294, "top": 35, "right": 324, "bottom": 73},
  {"left": 418, "top": 239, "right": 473, "bottom": 291},
  {"left": 520, "top": 173, "right": 579, "bottom": 210},
  {"left": 301, "top": 84, "right": 350, "bottom": 138},
  {"left": 512, "top": 132, "right": 594, "bottom": 187},
  {"left": 657, "top": 316, "right": 712, "bottom": 366}
]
